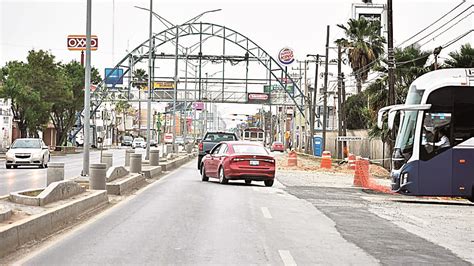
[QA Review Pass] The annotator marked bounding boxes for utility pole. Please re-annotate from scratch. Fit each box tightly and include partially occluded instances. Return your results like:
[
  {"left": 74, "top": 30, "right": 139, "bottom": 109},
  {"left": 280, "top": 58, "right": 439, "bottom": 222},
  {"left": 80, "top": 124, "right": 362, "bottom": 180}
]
[
  {"left": 145, "top": 0, "right": 153, "bottom": 160},
  {"left": 337, "top": 45, "right": 343, "bottom": 160},
  {"left": 183, "top": 48, "right": 188, "bottom": 141},
  {"left": 172, "top": 26, "right": 179, "bottom": 152},
  {"left": 82, "top": 0, "right": 92, "bottom": 176},
  {"left": 341, "top": 73, "right": 348, "bottom": 157},
  {"left": 322, "top": 25, "right": 330, "bottom": 152}
]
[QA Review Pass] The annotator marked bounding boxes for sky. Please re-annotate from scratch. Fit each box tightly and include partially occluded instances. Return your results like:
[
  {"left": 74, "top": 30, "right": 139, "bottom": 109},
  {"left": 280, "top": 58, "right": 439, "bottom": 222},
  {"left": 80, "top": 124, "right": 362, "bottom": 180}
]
[{"left": 1, "top": 0, "right": 473, "bottom": 128}]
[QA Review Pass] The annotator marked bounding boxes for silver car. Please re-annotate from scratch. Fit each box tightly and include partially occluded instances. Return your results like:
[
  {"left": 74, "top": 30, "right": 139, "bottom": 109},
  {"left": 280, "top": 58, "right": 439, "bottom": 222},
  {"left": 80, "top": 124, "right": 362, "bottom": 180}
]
[{"left": 5, "top": 138, "right": 51, "bottom": 169}]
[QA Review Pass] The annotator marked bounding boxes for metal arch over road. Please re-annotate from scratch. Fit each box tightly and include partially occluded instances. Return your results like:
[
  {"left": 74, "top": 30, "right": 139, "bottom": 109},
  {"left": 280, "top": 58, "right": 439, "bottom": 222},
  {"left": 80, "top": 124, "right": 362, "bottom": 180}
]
[{"left": 92, "top": 22, "right": 309, "bottom": 124}]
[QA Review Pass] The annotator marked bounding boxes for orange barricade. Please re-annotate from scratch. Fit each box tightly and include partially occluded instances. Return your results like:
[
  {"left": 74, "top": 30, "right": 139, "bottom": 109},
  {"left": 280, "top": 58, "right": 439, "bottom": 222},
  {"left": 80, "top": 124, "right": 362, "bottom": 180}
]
[
  {"left": 288, "top": 150, "right": 298, "bottom": 166},
  {"left": 353, "top": 158, "right": 370, "bottom": 187},
  {"left": 347, "top": 154, "right": 356, "bottom": 170},
  {"left": 320, "top": 151, "right": 332, "bottom": 169}
]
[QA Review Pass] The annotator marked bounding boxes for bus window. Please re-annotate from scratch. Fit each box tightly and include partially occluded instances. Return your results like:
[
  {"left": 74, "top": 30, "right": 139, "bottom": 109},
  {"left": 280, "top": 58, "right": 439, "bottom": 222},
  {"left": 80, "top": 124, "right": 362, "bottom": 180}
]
[{"left": 420, "top": 112, "right": 451, "bottom": 160}]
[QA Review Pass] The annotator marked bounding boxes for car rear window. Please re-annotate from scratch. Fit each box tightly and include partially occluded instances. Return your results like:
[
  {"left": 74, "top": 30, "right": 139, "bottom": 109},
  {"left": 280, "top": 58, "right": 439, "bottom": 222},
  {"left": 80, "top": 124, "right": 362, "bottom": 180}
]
[
  {"left": 204, "top": 133, "right": 237, "bottom": 142},
  {"left": 232, "top": 144, "right": 268, "bottom": 155}
]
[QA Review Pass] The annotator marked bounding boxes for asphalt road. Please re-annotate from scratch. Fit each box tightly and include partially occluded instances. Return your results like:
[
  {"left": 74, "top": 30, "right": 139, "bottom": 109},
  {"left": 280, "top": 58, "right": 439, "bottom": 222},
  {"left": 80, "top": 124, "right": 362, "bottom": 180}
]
[
  {"left": 18, "top": 160, "right": 378, "bottom": 265},
  {"left": 0, "top": 148, "right": 146, "bottom": 196}
]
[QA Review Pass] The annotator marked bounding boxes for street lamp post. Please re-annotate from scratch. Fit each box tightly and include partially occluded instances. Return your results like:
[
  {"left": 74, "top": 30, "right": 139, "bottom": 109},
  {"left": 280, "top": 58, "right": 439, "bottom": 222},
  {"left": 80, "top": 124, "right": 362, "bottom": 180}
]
[
  {"left": 145, "top": 0, "right": 153, "bottom": 160},
  {"left": 82, "top": 0, "right": 92, "bottom": 176}
]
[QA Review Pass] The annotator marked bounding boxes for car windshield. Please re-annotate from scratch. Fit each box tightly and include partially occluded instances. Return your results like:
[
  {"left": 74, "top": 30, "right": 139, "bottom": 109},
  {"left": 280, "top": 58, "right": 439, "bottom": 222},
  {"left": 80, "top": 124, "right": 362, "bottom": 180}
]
[
  {"left": 232, "top": 144, "right": 268, "bottom": 155},
  {"left": 205, "top": 133, "right": 236, "bottom": 142},
  {"left": 123, "top": 136, "right": 133, "bottom": 141},
  {"left": 135, "top": 138, "right": 144, "bottom": 142},
  {"left": 11, "top": 139, "right": 41, "bottom": 149}
]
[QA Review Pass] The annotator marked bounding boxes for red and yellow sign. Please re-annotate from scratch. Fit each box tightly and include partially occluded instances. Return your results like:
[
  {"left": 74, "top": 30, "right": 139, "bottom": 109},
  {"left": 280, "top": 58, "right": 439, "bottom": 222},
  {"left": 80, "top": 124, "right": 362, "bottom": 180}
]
[{"left": 67, "top": 35, "right": 98, "bottom": 51}]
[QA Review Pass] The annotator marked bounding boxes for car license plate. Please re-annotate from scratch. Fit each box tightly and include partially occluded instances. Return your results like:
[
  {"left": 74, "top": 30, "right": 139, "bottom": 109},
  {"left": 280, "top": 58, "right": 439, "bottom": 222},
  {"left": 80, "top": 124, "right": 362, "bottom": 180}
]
[{"left": 250, "top": 160, "right": 259, "bottom": 166}]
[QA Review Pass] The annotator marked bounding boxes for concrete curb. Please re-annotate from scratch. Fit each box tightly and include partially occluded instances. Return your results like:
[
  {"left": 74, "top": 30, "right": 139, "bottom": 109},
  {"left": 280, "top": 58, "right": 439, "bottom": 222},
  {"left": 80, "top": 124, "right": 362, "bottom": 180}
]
[
  {"left": 106, "top": 174, "right": 145, "bottom": 195},
  {"left": 0, "top": 190, "right": 108, "bottom": 258},
  {"left": 0, "top": 206, "right": 12, "bottom": 222},
  {"left": 142, "top": 166, "right": 162, "bottom": 179}
]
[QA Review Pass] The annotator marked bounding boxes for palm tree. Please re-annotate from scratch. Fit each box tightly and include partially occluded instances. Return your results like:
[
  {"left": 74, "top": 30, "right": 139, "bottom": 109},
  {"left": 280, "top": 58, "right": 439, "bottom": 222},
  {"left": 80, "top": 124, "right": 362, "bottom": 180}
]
[
  {"left": 337, "top": 17, "right": 386, "bottom": 93},
  {"left": 115, "top": 100, "right": 132, "bottom": 134},
  {"left": 444, "top": 43, "right": 474, "bottom": 68}
]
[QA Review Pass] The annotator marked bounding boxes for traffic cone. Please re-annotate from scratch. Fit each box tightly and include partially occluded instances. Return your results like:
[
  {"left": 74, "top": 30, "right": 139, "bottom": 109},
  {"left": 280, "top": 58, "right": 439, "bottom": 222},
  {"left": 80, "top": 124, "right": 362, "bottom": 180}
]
[{"left": 320, "top": 151, "right": 332, "bottom": 169}]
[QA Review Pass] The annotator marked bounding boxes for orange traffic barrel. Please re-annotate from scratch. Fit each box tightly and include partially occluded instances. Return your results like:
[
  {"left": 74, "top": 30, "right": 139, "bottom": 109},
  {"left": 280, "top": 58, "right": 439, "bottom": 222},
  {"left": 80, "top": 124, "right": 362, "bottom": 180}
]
[
  {"left": 288, "top": 150, "right": 298, "bottom": 166},
  {"left": 320, "top": 151, "right": 332, "bottom": 169},
  {"left": 348, "top": 154, "right": 356, "bottom": 170}
]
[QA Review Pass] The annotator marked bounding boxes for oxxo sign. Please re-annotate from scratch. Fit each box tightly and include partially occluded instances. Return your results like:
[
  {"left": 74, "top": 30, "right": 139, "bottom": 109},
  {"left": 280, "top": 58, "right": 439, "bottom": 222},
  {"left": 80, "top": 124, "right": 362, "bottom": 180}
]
[
  {"left": 67, "top": 35, "right": 99, "bottom": 51},
  {"left": 278, "top": 47, "right": 295, "bottom": 65}
]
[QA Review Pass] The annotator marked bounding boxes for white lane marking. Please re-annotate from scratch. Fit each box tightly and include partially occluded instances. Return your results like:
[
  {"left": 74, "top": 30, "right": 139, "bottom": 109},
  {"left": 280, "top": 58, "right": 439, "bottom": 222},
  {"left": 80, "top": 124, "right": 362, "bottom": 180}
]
[
  {"left": 278, "top": 250, "right": 297, "bottom": 266},
  {"left": 261, "top": 207, "right": 272, "bottom": 219}
]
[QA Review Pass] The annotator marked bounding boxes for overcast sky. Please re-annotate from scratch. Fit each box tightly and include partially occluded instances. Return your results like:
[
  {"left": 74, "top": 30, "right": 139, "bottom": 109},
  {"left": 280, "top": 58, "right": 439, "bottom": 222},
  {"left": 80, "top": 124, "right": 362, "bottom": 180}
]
[{"left": 1, "top": 0, "right": 473, "bottom": 127}]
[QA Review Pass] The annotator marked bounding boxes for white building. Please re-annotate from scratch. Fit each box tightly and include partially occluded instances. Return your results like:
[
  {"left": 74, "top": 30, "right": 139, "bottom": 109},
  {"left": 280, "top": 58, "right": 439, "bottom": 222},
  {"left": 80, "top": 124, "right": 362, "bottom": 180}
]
[{"left": 0, "top": 99, "right": 13, "bottom": 149}]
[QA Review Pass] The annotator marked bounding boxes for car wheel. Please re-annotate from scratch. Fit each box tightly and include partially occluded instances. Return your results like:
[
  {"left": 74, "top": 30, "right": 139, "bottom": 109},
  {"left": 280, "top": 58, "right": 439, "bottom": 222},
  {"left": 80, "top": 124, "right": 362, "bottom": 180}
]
[
  {"left": 245, "top": 180, "right": 252, "bottom": 185},
  {"left": 201, "top": 165, "right": 209, "bottom": 182},
  {"left": 264, "top": 180, "right": 274, "bottom": 187},
  {"left": 219, "top": 167, "right": 228, "bottom": 184},
  {"left": 6, "top": 165, "right": 11, "bottom": 169}
]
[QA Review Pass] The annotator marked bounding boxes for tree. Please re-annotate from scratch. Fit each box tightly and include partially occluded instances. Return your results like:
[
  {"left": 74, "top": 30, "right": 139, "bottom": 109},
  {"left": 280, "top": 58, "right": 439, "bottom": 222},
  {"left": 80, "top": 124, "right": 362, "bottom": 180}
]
[
  {"left": 444, "top": 43, "right": 474, "bottom": 68},
  {"left": 0, "top": 60, "right": 51, "bottom": 137},
  {"left": 115, "top": 100, "right": 132, "bottom": 134},
  {"left": 337, "top": 17, "right": 386, "bottom": 93},
  {"left": 344, "top": 92, "right": 370, "bottom": 129}
]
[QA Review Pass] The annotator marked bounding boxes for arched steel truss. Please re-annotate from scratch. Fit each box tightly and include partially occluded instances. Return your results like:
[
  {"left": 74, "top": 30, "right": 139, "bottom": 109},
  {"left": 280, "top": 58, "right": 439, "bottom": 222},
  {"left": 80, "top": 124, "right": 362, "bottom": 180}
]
[{"left": 92, "top": 22, "right": 309, "bottom": 123}]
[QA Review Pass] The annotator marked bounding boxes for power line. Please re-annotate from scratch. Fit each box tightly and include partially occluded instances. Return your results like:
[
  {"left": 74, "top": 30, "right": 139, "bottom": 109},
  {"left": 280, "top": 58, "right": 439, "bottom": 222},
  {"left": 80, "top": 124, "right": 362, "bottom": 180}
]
[
  {"left": 420, "top": 11, "right": 473, "bottom": 47},
  {"left": 397, "top": 0, "right": 467, "bottom": 47},
  {"left": 407, "top": 5, "right": 473, "bottom": 47}
]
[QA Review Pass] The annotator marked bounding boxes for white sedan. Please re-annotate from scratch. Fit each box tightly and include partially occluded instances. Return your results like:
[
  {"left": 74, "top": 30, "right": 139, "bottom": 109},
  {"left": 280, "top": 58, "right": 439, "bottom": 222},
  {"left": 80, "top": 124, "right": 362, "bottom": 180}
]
[
  {"left": 6, "top": 138, "right": 50, "bottom": 169},
  {"left": 132, "top": 137, "right": 146, "bottom": 149}
]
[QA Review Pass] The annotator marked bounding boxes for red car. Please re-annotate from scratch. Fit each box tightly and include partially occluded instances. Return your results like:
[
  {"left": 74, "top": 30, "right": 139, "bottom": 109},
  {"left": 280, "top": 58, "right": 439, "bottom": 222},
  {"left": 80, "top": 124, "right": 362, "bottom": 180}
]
[
  {"left": 200, "top": 141, "right": 276, "bottom": 186},
  {"left": 271, "top": 141, "right": 285, "bottom": 152}
]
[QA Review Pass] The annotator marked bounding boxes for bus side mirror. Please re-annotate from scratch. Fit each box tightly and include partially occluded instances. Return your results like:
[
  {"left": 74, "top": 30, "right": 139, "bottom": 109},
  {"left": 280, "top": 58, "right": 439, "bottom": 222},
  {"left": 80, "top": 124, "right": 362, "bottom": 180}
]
[{"left": 388, "top": 110, "right": 399, "bottom": 130}]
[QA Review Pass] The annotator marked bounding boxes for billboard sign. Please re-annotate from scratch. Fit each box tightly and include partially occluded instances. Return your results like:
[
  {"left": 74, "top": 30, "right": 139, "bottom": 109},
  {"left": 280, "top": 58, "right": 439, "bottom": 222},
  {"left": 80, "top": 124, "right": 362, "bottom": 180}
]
[
  {"left": 67, "top": 35, "right": 98, "bottom": 51},
  {"left": 278, "top": 47, "right": 295, "bottom": 65},
  {"left": 248, "top": 93, "right": 269, "bottom": 104},
  {"left": 104, "top": 68, "right": 124, "bottom": 85},
  {"left": 192, "top": 101, "right": 204, "bottom": 111}
]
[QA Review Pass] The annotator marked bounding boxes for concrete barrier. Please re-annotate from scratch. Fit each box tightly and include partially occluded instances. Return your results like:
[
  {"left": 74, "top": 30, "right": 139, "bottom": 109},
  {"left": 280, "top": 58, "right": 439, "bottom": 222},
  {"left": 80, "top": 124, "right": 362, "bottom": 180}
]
[
  {"left": 0, "top": 190, "right": 108, "bottom": 258},
  {"left": 101, "top": 152, "right": 113, "bottom": 171},
  {"left": 90, "top": 163, "right": 107, "bottom": 190},
  {"left": 47, "top": 162, "right": 64, "bottom": 186},
  {"left": 106, "top": 174, "right": 145, "bottom": 195},
  {"left": 125, "top": 149, "right": 135, "bottom": 167},
  {"left": 142, "top": 166, "right": 162, "bottom": 179},
  {"left": 9, "top": 181, "right": 85, "bottom": 206},
  {"left": 130, "top": 153, "right": 142, "bottom": 173},
  {"left": 150, "top": 149, "right": 160, "bottom": 166},
  {"left": 106, "top": 166, "right": 129, "bottom": 182},
  {"left": 0, "top": 205, "right": 12, "bottom": 222}
]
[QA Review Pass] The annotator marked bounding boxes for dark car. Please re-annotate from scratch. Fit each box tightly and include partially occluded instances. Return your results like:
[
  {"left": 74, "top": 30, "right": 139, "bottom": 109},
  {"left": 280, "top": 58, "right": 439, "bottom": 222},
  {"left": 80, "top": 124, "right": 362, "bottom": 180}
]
[
  {"left": 197, "top": 131, "right": 239, "bottom": 170},
  {"left": 121, "top": 136, "right": 133, "bottom": 146},
  {"left": 200, "top": 141, "right": 276, "bottom": 186}
]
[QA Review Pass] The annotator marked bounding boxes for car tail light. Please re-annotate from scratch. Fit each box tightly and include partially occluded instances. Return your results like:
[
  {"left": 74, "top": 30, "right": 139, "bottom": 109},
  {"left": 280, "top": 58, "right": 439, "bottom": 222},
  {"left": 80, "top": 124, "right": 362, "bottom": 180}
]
[
  {"left": 199, "top": 142, "right": 203, "bottom": 151},
  {"left": 263, "top": 159, "right": 275, "bottom": 163},
  {"left": 232, "top": 158, "right": 246, "bottom": 162}
]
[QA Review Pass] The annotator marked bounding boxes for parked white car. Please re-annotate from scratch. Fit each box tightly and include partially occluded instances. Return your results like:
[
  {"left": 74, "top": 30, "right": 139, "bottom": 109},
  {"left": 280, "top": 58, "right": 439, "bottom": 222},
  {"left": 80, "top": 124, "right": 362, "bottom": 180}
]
[
  {"left": 5, "top": 138, "right": 50, "bottom": 169},
  {"left": 132, "top": 137, "right": 146, "bottom": 149}
]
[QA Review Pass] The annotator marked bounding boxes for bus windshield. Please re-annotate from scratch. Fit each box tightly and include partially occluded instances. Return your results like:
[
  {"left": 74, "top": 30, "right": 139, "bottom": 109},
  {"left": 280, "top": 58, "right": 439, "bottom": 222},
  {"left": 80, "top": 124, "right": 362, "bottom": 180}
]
[{"left": 395, "top": 111, "right": 418, "bottom": 152}]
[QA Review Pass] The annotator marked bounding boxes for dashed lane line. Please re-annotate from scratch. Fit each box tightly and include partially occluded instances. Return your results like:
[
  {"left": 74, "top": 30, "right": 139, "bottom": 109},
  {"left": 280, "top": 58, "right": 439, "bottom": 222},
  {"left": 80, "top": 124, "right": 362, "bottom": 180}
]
[
  {"left": 278, "top": 250, "right": 297, "bottom": 266},
  {"left": 261, "top": 207, "right": 272, "bottom": 219}
]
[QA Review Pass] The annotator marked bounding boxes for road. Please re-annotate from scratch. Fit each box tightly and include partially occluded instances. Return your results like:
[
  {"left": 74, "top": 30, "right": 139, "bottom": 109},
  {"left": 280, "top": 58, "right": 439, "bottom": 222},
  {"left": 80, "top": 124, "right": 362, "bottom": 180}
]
[
  {"left": 0, "top": 148, "right": 146, "bottom": 196},
  {"left": 18, "top": 160, "right": 378, "bottom": 265},
  {"left": 17, "top": 157, "right": 472, "bottom": 265}
]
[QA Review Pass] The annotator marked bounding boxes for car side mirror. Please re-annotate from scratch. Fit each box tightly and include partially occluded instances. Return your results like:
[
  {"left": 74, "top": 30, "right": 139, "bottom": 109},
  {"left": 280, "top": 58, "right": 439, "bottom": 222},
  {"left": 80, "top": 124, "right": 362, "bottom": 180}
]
[
  {"left": 205, "top": 150, "right": 210, "bottom": 154},
  {"left": 42, "top": 146, "right": 49, "bottom": 150},
  {"left": 5, "top": 145, "right": 10, "bottom": 150}
]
